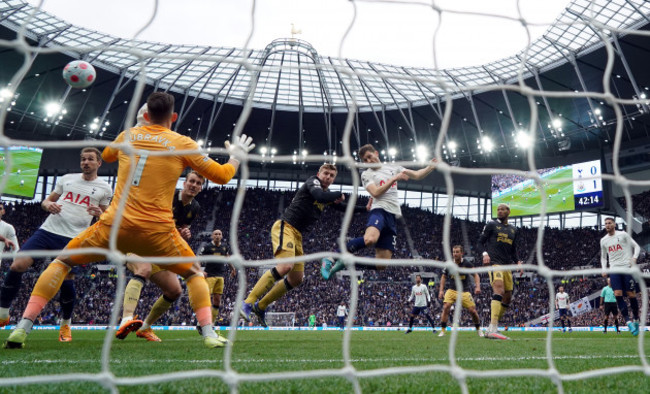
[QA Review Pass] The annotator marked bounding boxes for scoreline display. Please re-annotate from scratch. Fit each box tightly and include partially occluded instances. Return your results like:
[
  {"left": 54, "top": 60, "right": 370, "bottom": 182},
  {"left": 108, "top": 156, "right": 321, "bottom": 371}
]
[{"left": 491, "top": 160, "right": 603, "bottom": 218}]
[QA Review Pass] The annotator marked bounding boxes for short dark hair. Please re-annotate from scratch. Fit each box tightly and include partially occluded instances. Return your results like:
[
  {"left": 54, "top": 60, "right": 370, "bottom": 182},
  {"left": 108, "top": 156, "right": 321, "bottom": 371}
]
[
  {"left": 81, "top": 147, "right": 102, "bottom": 163},
  {"left": 146, "top": 92, "right": 175, "bottom": 124},
  {"left": 416, "top": 274, "right": 422, "bottom": 280},
  {"left": 604, "top": 217, "right": 615, "bottom": 223},
  {"left": 452, "top": 245, "right": 464, "bottom": 252},
  {"left": 319, "top": 163, "right": 337, "bottom": 173},
  {"left": 358, "top": 144, "right": 376, "bottom": 158},
  {"left": 187, "top": 170, "right": 205, "bottom": 184}
]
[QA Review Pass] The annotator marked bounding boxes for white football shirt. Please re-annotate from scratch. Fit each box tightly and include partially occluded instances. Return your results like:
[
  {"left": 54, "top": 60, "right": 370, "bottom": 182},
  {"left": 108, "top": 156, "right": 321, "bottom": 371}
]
[
  {"left": 0, "top": 219, "right": 18, "bottom": 251},
  {"left": 600, "top": 230, "right": 640, "bottom": 270},
  {"left": 336, "top": 305, "right": 347, "bottom": 317},
  {"left": 409, "top": 284, "right": 431, "bottom": 307},
  {"left": 40, "top": 173, "right": 113, "bottom": 238},
  {"left": 361, "top": 163, "right": 405, "bottom": 217},
  {"left": 556, "top": 292, "right": 569, "bottom": 309}
]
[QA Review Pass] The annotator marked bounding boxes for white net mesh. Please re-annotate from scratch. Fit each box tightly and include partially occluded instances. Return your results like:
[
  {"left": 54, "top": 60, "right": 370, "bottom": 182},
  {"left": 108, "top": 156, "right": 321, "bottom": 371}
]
[{"left": 0, "top": 0, "right": 650, "bottom": 393}]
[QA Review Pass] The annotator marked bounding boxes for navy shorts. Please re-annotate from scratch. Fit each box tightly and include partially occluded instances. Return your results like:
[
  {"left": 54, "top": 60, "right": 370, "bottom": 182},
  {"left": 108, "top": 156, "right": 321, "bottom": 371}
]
[
  {"left": 609, "top": 273, "right": 638, "bottom": 293},
  {"left": 411, "top": 306, "right": 428, "bottom": 315},
  {"left": 22, "top": 229, "right": 79, "bottom": 274},
  {"left": 366, "top": 209, "right": 397, "bottom": 252},
  {"left": 558, "top": 308, "right": 569, "bottom": 317}
]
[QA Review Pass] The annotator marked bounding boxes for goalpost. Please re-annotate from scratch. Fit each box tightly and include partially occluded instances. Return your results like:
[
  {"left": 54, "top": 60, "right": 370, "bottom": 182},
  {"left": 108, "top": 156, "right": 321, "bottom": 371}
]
[{"left": 0, "top": 0, "right": 649, "bottom": 393}]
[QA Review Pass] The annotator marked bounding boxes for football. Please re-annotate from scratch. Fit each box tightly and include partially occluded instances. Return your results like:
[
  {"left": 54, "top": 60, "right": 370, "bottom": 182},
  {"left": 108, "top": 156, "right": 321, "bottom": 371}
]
[{"left": 62, "top": 60, "right": 96, "bottom": 89}]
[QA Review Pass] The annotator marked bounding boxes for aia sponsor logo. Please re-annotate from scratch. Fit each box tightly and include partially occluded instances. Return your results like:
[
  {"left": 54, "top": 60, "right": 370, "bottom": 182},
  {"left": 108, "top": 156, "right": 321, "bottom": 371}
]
[
  {"left": 62, "top": 192, "right": 91, "bottom": 206},
  {"left": 608, "top": 244, "right": 622, "bottom": 253}
]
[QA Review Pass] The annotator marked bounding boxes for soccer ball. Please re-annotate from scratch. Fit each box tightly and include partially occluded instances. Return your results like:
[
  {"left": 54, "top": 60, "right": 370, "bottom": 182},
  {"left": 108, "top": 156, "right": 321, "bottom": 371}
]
[{"left": 62, "top": 60, "right": 96, "bottom": 89}]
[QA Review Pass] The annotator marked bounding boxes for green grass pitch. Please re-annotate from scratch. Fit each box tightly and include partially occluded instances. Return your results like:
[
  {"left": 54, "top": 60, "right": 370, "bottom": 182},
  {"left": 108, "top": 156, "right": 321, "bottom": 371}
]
[
  {"left": 1, "top": 330, "right": 648, "bottom": 393},
  {"left": 0, "top": 149, "right": 42, "bottom": 199},
  {"left": 492, "top": 168, "right": 575, "bottom": 218}
]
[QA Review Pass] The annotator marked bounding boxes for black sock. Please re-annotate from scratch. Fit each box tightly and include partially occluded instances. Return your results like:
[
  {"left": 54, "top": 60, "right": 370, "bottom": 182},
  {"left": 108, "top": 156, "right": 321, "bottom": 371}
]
[
  {"left": 346, "top": 237, "right": 366, "bottom": 254},
  {"left": 603, "top": 318, "right": 608, "bottom": 331},
  {"left": 60, "top": 279, "right": 75, "bottom": 320},
  {"left": 425, "top": 314, "right": 435, "bottom": 328},
  {"left": 441, "top": 322, "right": 447, "bottom": 330},
  {"left": 567, "top": 318, "right": 572, "bottom": 328},
  {"left": 616, "top": 296, "right": 629, "bottom": 321},
  {"left": 408, "top": 316, "right": 414, "bottom": 329},
  {"left": 629, "top": 297, "right": 639, "bottom": 320},
  {"left": 561, "top": 319, "right": 565, "bottom": 329},
  {"left": 615, "top": 318, "right": 619, "bottom": 332},
  {"left": 0, "top": 270, "right": 24, "bottom": 308}
]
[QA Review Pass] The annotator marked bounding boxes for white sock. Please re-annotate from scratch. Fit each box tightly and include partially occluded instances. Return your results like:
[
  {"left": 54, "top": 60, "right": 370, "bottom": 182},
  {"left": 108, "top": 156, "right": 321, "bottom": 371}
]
[
  {"left": 61, "top": 318, "right": 71, "bottom": 326},
  {"left": 201, "top": 325, "right": 217, "bottom": 338},
  {"left": 16, "top": 318, "right": 34, "bottom": 334},
  {"left": 140, "top": 322, "right": 151, "bottom": 331},
  {"left": 0, "top": 307, "right": 9, "bottom": 319},
  {"left": 120, "top": 316, "right": 133, "bottom": 326}
]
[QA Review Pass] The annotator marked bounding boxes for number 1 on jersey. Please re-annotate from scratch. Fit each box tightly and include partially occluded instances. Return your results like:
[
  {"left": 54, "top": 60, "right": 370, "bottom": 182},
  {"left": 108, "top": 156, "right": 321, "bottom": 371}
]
[{"left": 132, "top": 153, "right": 148, "bottom": 186}]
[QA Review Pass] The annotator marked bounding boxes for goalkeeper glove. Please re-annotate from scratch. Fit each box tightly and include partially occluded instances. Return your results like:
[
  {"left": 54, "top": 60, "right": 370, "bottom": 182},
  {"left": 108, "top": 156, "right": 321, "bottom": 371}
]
[{"left": 224, "top": 134, "right": 255, "bottom": 163}]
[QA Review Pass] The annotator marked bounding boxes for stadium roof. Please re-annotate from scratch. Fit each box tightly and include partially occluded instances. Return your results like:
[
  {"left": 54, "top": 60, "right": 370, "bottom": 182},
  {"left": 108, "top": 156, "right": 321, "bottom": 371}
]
[
  {"left": 1, "top": 0, "right": 650, "bottom": 112},
  {"left": 1, "top": 0, "right": 650, "bottom": 175}
]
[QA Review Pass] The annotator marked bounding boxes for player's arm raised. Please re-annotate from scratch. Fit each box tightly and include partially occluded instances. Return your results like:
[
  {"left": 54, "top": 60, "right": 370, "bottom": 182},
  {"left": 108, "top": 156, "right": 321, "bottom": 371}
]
[
  {"left": 402, "top": 158, "right": 438, "bottom": 180},
  {"left": 186, "top": 135, "right": 255, "bottom": 185},
  {"left": 306, "top": 180, "right": 343, "bottom": 203},
  {"left": 364, "top": 172, "right": 409, "bottom": 199}
]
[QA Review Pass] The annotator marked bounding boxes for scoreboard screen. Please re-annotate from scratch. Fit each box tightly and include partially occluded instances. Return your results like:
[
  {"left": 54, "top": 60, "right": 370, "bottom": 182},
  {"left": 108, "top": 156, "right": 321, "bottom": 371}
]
[
  {"left": 0, "top": 146, "right": 43, "bottom": 199},
  {"left": 491, "top": 159, "right": 603, "bottom": 218}
]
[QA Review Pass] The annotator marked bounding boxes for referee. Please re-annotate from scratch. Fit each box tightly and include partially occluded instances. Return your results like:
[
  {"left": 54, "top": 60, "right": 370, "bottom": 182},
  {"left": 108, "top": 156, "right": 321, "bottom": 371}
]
[{"left": 600, "top": 278, "right": 620, "bottom": 334}]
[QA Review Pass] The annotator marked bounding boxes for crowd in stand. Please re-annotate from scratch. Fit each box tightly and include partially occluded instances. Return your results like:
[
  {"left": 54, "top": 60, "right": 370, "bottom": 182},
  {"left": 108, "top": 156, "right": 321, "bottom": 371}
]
[
  {"left": 0, "top": 186, "right": 647, "bottom": 330},
  {"left": 618, "top": 190, "right": 650, "bottom": 221}
]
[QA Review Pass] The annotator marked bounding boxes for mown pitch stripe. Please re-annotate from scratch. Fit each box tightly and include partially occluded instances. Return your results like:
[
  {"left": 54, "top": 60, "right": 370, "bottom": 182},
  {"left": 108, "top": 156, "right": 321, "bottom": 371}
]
[{"left": 0, "top": 354, "right": 644, "bottom": 365}]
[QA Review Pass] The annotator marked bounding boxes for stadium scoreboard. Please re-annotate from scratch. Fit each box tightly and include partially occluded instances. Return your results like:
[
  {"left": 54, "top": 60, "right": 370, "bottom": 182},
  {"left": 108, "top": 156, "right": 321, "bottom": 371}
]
[
  {"left": 491, "top": 159, "right": 604, "bottom": 218},
  {"left": 572, "top": 160, "right": 603, "bottom": 210}
]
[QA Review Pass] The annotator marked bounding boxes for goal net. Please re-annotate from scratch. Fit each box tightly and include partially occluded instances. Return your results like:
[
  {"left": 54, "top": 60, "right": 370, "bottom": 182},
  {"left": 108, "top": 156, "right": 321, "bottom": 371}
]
[
  {"left": 0, "top": 0, "right": 649, "bottom": 393},
  {"left": 265, "top": 312, "right": 296, "bottom": 328}
]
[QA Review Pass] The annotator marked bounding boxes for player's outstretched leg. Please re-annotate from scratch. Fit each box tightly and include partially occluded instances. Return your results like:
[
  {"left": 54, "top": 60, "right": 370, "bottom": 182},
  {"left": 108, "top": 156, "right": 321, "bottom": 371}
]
[
  {"left": 321, "top": 236, "right": 367, "bottom": 280},
  {"left": 184, "top": 273, "right": 225, "bottom": 348},
  {"left": 4, "top": 260, "right": 71, "bottom": 349},
  {"left": 135, "top": 295, "right": 175, "bottom": 342},
  {"left": 241, "top": 267, "right": 283, "bottom": 321}
]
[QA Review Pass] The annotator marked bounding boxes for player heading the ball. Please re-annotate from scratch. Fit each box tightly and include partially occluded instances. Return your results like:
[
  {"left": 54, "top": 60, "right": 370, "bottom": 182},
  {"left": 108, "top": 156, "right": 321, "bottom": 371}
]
[{"left": 321, "top": 144, "right": 437, "bottom": 278}]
